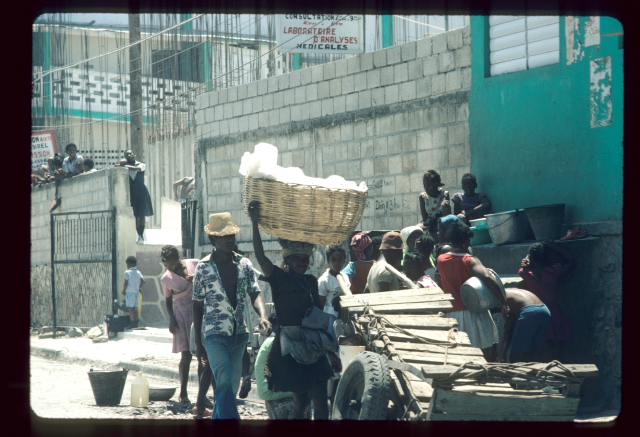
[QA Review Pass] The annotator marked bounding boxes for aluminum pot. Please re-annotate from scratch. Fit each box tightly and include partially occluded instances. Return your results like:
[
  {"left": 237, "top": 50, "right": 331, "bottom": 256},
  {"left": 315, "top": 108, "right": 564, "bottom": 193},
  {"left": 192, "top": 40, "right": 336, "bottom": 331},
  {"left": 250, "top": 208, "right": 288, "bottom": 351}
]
[
  {"left": 485, "top": 209, "right": 530, "bottom": 245},
  {"left": 460, "top": 269, "right": 506, "bottom": 313}
]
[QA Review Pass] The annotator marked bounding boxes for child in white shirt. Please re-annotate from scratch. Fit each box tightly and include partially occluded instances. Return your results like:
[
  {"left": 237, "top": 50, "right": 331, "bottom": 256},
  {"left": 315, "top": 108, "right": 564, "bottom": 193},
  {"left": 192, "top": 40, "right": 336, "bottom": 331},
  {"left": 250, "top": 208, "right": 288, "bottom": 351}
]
[
  {"left": 122, "top": 256, "right": 145, "bottom": 329},
  {"left": 318, "top": 245, "right": 352, "bottom": 317}
]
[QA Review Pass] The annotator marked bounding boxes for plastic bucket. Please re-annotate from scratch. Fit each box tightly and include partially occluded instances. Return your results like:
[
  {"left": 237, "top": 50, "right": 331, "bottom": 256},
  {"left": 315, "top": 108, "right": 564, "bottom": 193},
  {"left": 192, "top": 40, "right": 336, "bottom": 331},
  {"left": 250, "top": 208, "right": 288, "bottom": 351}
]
[
  {"left": 485, "top": 210, "right": 530, "bottom": 245},
  {"left": 87, "top": 368, "right": 129, "bottom": 406},
  {"left": 459, "top": 270, "right": 506, "bottom": 313},
  {"left": 525, "top": 204, "right": 565, "bottom": 241},
  {"left": 470, "top": 226, "right": 491, "bottom": 246},
  {"left": 339, "top": 346, "right": 365, "bottom": 374},
  {"left": 469, "top": 218, "right": 487, "bottom": 228}
]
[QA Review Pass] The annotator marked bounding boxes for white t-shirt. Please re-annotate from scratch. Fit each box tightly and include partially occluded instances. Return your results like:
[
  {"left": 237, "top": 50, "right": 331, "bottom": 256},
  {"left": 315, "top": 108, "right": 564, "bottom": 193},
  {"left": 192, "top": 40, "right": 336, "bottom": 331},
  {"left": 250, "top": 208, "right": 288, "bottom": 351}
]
[
  {"left": 124, "top": 267, "right": 144, "bottom": 294},
  {"left": 317, "top": 269, "right": 351, "bottom": 317}
]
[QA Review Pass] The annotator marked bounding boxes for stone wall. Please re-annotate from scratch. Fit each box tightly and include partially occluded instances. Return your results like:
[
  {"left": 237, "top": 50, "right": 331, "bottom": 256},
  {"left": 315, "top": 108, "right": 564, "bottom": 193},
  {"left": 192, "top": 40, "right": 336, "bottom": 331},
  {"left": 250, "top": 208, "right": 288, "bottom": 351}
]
[
  {"left": 192, "top": 27, "right": 472, "bottom": 295},
  {"left": 30, "top": 168, "right": 137, "bottom": 328}
]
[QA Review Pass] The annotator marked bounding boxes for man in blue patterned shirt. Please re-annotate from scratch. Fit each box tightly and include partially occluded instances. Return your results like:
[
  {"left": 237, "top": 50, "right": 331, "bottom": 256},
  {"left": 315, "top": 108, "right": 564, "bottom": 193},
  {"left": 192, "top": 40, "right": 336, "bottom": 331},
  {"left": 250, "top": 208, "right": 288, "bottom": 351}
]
[{"left": 193, "top": 212, "right": 270, "bottom": 420}]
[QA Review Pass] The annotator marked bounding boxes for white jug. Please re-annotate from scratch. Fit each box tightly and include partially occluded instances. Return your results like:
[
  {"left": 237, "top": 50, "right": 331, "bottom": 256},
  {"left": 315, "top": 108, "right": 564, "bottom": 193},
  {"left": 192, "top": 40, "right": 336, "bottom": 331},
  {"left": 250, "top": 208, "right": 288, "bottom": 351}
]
[{"left": 131, "top": 371, "right": 149, "bottom": 407}]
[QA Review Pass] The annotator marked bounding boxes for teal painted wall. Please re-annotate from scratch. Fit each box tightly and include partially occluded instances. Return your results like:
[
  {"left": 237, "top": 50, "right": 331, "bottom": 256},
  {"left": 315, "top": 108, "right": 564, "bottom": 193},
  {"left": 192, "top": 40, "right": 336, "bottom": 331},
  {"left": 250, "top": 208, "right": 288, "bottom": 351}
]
[{"left": 469, "top": 16, "right": 623, "bottom": 223}]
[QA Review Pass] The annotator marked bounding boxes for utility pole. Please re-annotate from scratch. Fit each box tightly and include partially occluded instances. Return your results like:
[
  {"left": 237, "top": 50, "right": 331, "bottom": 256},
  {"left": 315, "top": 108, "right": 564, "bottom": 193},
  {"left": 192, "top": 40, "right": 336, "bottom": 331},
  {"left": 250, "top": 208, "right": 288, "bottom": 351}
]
[{"left": 128, "top": 14, "right": 143, "bottom": 161}]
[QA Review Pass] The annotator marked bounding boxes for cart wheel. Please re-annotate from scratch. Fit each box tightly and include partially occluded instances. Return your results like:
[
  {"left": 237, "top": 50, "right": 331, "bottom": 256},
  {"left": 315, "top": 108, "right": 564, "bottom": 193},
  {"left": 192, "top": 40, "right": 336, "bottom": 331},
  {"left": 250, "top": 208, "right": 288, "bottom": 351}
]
[{"left": 332, "top": 352, "right": 390, "bottom": 420}]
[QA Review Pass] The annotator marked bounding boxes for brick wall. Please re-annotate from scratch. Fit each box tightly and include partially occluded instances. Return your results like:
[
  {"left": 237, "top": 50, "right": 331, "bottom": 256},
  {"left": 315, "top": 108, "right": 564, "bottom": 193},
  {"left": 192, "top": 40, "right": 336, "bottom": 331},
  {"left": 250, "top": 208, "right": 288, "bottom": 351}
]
[{"left": 193, "top": 27, "right": 471, "bottom": 297}]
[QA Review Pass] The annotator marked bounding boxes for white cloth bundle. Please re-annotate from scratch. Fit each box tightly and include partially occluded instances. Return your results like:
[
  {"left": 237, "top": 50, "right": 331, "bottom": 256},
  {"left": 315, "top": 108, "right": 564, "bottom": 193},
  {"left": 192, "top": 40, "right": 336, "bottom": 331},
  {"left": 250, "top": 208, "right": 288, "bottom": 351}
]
[{"left": 239, "top": 143, "right": 368, "bottom": 192}]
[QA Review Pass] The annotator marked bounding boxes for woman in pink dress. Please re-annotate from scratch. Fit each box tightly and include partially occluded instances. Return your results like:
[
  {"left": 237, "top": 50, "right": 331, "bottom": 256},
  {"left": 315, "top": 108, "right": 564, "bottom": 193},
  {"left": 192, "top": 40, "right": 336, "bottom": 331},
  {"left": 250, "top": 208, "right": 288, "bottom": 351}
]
[
  {"left": 518, "top": 239, "right": 576, "bottom": 362},
  {"left": 161, "top": 245, "right": 200, "bottom": 403}
]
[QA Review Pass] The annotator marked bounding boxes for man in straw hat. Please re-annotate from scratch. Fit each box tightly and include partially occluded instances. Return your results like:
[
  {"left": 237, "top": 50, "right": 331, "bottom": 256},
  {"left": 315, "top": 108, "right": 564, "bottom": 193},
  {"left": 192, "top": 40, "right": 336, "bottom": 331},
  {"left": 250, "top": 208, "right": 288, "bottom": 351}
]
[
  {"left": 365, "top": 231, "right": 405, "bottom": 293},
  {"left": 192, "top": 212, "right": 270, "bottom": 420}
]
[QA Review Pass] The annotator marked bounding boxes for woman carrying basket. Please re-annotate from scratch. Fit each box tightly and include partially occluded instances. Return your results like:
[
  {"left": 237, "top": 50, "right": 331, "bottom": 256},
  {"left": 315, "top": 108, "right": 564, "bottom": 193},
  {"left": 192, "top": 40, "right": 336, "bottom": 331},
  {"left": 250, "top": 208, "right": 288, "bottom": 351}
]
[{"left": 248, "top": 200, "right": 337, "bottom": 420}]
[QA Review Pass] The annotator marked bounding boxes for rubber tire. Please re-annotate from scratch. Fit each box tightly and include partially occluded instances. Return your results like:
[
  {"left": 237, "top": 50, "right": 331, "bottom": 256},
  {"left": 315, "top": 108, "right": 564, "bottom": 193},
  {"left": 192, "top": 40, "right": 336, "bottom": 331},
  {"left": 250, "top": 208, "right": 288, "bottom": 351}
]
[{"left": 331, "top": 351, "right": 390, "bottom": 420}]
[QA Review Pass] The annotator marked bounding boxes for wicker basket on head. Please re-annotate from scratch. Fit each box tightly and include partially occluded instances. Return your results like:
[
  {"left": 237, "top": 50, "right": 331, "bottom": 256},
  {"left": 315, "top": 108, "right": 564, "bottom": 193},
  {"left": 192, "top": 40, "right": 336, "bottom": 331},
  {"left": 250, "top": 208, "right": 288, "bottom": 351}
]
[{"left": 243, "top": 176, "right": 367, "bottom": 245}]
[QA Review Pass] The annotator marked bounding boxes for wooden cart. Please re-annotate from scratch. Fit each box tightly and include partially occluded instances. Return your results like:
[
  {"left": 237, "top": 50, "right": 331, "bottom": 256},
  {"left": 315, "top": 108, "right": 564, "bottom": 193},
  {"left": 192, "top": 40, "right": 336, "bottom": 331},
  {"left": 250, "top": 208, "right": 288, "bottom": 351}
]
[{"left": 331, "top": 286, "right": 598, "bottom": 421}]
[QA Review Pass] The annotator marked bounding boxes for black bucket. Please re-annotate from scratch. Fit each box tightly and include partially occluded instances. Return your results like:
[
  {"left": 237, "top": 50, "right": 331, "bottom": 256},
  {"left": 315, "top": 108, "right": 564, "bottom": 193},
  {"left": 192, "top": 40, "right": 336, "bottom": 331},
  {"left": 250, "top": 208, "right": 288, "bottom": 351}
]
[{"left": 87, "top": 368, "right": 129, "bottom": 406}]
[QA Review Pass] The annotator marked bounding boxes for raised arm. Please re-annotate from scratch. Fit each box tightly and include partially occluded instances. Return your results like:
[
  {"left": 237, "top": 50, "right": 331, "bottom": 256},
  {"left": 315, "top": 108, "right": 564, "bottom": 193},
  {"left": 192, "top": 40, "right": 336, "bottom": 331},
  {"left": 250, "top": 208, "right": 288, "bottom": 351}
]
[
  {"left": 469, "top": 256, "right": 509, "bottom": 317},
  {"left": 248, "top": 200, "right": 274, "bottom": 278}
]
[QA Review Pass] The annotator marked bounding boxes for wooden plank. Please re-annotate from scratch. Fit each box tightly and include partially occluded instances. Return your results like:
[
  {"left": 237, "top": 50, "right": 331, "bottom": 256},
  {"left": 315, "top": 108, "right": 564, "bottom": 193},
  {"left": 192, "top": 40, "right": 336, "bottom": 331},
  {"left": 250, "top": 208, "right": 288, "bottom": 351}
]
[
  {"left": 340, "top": 287, "right": 444, "bottom": 302},
  {"left": 432, "top": 388, "right": 580, "bottom": 416},
  {"left": 421, "top": 363, "right": 599, "bottom": 380},
  {"left": 340, "top": 293, "right": 454, "bottom": 309},
  {"left": 347, "top": 301, "right": 454, "bottom": 314},
  {"left": 383, "top": 341, "right": 484, "bottom": 357},
  {"left": 376, "top": 314, "right": 458, "bottom": 330},
  {"left": 398, "top": 350, "right": 487, "bottom": 366},
  {"left": 371, "top": 328, "right": 471, "bottom": 346},
  {"left": 430, "top": 412, "right": 575, "bottom": 422},
  {"left": 390, "top": 372, "right": 433, "bottom": 402},
  {"left": 453, "top": 385, "right": 546, "bottom": 396},
  {"left": 408, "top": 380, "right": 434, "bottom": 402}
]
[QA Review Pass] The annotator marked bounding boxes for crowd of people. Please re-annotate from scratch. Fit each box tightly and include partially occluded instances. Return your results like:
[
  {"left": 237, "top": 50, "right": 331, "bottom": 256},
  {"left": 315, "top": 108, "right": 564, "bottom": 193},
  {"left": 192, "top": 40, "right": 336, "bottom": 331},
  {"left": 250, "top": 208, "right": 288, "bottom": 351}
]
[{"left": 105, "top": 166, "right": 575, "bottom": 421}]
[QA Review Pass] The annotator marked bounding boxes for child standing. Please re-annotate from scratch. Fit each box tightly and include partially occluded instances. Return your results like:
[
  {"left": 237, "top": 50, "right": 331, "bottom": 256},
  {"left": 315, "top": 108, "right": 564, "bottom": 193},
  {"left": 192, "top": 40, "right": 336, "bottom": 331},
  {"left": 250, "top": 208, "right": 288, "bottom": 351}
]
[
  {"left": 418, "top": 170, "right": 451, "bottom": 238},
  {"left": 451, "top": 173, "right": 491, "bottom": 222},
  {"left": 318, "top": 245, "right": 352, "bottom": 317},
  {"left": 122, "top": 255, "right": 145, "bottom": 330}
]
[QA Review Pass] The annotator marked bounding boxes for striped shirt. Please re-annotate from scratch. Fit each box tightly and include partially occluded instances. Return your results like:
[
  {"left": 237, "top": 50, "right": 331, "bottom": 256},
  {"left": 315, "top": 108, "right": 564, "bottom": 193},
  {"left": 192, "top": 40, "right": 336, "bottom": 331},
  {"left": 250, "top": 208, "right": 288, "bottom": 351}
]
[{"left": 451, "top": 192, "right": 486, "bottom": 214}]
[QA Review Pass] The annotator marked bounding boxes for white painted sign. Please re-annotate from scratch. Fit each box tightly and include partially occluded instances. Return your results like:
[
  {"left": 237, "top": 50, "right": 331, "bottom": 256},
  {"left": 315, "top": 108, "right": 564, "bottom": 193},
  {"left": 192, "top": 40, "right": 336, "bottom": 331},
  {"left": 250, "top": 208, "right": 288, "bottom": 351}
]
[
  {"left": 590, "top": 56, "right": 612, "bottom": 128},
  {"left": 31, "top": 130, "right": 57, "bottom": 173},
  {"left": 275, "top": 14, "right": 364, "bottom": 54}
]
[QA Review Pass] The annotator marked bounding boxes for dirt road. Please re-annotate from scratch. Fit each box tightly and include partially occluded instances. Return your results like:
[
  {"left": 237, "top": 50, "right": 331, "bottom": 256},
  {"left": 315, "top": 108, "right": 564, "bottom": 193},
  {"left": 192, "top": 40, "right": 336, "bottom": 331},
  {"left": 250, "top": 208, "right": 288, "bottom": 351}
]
[{"left": 30, "top": 356, "right": 268, "bottom": 420}]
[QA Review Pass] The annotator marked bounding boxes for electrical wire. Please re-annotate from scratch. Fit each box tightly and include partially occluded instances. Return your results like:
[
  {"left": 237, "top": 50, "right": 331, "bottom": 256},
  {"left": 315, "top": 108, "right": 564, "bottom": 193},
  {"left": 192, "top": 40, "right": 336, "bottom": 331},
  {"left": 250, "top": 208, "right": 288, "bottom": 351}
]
[
  {"left": 37, "top": 14, "right": 267, "bottom": 103},
  {"left": 32, "top": 14, "right": 205, "bottom": 85},
  {"left": 32, "top": 15, "right": 348, "bottom": 130}
]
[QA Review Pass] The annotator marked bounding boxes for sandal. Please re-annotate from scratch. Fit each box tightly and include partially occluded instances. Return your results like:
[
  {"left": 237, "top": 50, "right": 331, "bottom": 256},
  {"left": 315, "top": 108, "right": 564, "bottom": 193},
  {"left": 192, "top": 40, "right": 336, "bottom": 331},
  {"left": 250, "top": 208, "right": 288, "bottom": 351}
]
[{"left": 238, "top": 376, "right": 251, "bottom": 399}]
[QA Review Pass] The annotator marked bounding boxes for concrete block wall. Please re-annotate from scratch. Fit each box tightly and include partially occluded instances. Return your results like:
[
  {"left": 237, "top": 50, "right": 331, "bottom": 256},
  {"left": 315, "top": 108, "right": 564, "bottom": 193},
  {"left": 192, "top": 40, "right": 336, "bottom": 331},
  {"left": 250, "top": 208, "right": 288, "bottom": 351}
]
[
  {"left": 193, "top": 27, "right": 471, "bottom": 297},
  {"left": 30, "top": 168, "right": 137, "bottom": 327}
]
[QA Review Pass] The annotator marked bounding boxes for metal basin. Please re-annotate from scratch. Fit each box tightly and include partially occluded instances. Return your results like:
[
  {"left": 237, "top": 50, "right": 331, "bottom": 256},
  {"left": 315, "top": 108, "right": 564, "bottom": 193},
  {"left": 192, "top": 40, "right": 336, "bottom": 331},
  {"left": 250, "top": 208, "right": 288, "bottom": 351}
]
[
  {"left": 148, "top": 385, "right": 177, "bottom": 401},
  {"left": 485, "top": 209, "right": 530, "bottom": 245},
  {"left": 525, "top": 204, "right": 565, "bottom": 241}
]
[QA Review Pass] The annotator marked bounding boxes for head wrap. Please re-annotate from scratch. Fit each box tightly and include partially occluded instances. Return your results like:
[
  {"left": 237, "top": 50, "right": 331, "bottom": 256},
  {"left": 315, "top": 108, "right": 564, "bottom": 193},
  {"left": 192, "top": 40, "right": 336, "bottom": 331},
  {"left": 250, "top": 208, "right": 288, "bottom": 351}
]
[
  {"left": 440, "top": 214, "right": 461, "bottom": 230},
  {"left": 350, "top": 232, "right": 372, "bottom": 260},
  {"left": 400, "top": 226, "right": 423, "bottom": 247}
]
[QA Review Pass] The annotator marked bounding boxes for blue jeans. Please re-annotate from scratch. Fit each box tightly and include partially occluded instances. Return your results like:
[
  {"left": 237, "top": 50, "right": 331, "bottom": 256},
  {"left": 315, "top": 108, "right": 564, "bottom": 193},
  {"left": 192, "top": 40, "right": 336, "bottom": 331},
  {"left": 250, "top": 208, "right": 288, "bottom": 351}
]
[{"left": 205, "top": 332, "right": 249, "bottom": 419}]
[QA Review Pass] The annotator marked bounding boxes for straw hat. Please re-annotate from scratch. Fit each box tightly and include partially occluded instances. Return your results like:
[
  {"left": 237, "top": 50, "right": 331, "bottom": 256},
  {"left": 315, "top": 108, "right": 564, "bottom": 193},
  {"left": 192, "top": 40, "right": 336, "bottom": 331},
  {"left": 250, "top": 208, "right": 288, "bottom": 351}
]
[{"left": 204, "top": 213, "right": 241, "bottom": 236}]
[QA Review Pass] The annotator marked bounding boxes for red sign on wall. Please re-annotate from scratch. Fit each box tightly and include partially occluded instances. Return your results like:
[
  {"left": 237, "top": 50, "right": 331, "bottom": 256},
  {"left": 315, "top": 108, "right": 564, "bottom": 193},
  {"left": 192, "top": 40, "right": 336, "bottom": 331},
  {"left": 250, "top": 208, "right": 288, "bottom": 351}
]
[{"left": 31, "top": 130, "right": 57, "bottom": 174}]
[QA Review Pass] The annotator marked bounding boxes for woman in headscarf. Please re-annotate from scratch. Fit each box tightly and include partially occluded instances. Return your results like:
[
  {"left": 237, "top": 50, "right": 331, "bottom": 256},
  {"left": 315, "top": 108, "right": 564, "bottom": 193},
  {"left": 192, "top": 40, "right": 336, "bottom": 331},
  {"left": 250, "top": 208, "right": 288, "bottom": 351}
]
[
  {"left": 400, "top": 225, "right": 425, "bottom": 267},
  {"left": 248, "top": 201, "right": 335, "bottom": 420},
  {"left": 341, "top": 232, "right": 376, "bottom": 295}
]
